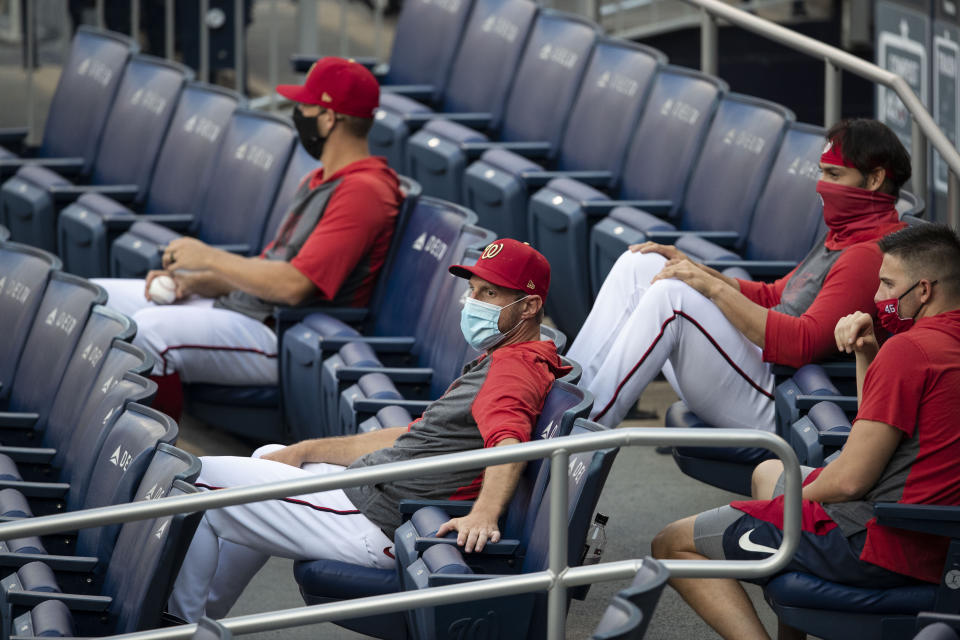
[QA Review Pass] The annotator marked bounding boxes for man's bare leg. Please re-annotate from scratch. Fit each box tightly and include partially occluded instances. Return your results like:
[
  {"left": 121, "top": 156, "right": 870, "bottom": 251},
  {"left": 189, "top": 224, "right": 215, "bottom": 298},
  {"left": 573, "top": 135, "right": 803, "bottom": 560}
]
[
  {"left": 752, "top": 459, "right": 784, "bottom": 499},
  {"left": 651, "top": 516, "right": 771, "bottom": 640}
]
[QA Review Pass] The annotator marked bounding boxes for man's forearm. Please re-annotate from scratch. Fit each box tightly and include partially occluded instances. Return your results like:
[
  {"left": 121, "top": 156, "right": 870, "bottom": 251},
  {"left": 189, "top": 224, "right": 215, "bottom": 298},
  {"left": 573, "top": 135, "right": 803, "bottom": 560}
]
[
  {"left": 697, "top": 262, "right": 741, "bottom": 291},
  {"left": 207, "top": 251, "right": 315, "bottom": 306},
  {"left": 470, "top": 440, "right": 525, "bottom": 520},
  {"left": 295, "top": 427, "right": 406, "bottom": 467},
  {"left": 707, "top": 282, "right": 768, "bottom": 348}
]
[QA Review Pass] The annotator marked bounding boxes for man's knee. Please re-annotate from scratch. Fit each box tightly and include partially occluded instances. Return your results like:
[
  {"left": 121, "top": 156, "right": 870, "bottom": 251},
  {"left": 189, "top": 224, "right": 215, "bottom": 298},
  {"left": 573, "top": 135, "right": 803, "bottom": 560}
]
[
  {"left": 752, "top": 460, "right": 784, "bottom": 500},
  {"left": 651, "top": 515, "right": 696, "bottom": 560}
]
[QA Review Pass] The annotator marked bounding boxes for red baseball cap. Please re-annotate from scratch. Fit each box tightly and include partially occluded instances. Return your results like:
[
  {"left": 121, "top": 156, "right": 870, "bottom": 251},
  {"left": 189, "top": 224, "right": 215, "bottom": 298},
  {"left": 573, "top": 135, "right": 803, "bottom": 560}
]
[
  {"left": 276, "top": 57, "right": 379, "bottom": 119},
  {"left": 450, "top": 239, "right": 551, "bottom": 303}
]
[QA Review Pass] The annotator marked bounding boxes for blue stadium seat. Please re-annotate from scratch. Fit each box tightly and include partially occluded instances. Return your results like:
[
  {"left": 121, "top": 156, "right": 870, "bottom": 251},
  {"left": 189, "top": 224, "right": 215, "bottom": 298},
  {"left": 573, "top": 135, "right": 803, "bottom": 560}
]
[
  {"left": 184, "top": 176, "right": 425, "bottom": 443},
  {"left": 280, "top": 196, "right": 492, "bottom": 441},
  {"left": 402, "top": 418, "right": 618, "bottom": 640},
  {"left": 1, "top": 442, "right": 201, "bottom": 637},
  {"left": 369, "top": 0, "right": 538, "bottom": 169},
  {"left": 404, "top": 10, "right": 600, "bottom": 202},
  {"left": 763, "top": 502, "right": 960, "bottom": 640},
  {"left": 109, "top": 108, "right": 296, "bottom": 277},
  {"left": 773, "top": 363, "right": 849, "bottom": 440},
  {"left": 256, "top": 143, "right": 321, "bottom": 250},
  {"left": 0, "top": 304, "right": 134, "bottom": 450},
  {"left": 0, "top": 241, "right": 61, "bottom": 401},
  {"left": 57, "top": 82, "right": 243, "bottom": 278},
  {"left": 0, "top": 273, "right": 106, "bottom": 430},
  {"left": 461, "top": 38, "right": 665, "bottom": 240},
  {"left": 528, "top": 66, "right": 726, "bottom": 337},
  {"left": 0, "top": 55, "right": 192, "bottom": 252},
  {"left": 914, "top": 614, "right": 960, "bottom": 640},
  {"left": 293, "top": 380, "right": 593, "bottom": 640},
  {"left": 592, "top": 557, "right": 670, "bottom": 640},
  {"left": 788, "top": 400, "right": 852, "bottom": 467},
  {"left": 0, "top": 27, "right": 137, "bottom": 179}
]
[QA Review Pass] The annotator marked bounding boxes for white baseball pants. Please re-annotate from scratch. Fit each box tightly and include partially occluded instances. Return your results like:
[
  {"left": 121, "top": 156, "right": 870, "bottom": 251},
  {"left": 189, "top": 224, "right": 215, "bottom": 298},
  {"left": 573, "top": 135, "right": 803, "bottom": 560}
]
[
  {"left": 94, "top": 279, "right": 278, "bottom": 385},
  {"left": 566, "top": 251, "right": 776, "bottom": 430},
  {"left": 167, "top": 444, "right": 395, "bottom": 622}
]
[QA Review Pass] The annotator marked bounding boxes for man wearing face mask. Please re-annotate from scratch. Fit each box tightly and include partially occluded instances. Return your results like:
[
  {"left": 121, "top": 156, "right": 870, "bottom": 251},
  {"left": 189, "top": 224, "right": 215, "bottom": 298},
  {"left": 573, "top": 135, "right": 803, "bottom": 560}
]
[
  {"left": 566, "top": 118, "right": 911, "bottom": 432},
  {"left": 651, "top": 223, "right": 960, "bottom": 640},
  {"left": 94, "top": 58, "right": 402, "bottom": 422},
  {"left": 167, "top": 240, "right": 570, "bottom": 622}
]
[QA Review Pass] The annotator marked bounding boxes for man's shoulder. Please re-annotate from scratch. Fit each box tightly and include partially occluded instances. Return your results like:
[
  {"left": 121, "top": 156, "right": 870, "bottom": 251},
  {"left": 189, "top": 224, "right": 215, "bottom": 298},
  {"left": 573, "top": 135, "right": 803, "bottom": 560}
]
[{"left": 334, "top": 157, "right": 400, "bottom": 192}]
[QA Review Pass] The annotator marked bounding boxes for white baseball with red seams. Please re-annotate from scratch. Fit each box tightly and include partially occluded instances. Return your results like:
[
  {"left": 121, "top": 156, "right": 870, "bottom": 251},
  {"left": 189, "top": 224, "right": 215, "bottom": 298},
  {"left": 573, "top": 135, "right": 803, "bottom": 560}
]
[{"left": 147, "top": 275, "right": 177, "bottom": 305}]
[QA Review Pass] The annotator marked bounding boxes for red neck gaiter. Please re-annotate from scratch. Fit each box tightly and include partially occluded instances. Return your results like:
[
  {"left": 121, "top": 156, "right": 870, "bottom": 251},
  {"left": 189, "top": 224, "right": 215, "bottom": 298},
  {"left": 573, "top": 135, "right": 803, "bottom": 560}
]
[{"left": 817, "top": 181, "right": 904, "bottom": 250}]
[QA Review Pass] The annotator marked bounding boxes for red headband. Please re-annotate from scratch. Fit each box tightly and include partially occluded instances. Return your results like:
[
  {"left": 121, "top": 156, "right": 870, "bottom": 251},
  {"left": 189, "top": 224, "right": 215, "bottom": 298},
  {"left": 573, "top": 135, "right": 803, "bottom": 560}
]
[{"left": 820, "top": 139, "right": 857, "bottom": 168}]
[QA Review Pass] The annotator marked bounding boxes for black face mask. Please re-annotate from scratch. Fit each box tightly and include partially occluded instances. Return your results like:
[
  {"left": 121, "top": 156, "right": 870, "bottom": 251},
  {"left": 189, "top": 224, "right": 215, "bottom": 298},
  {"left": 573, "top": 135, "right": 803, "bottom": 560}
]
[{"left": 293, "top": 107, "right": 328, "bottom": 159}]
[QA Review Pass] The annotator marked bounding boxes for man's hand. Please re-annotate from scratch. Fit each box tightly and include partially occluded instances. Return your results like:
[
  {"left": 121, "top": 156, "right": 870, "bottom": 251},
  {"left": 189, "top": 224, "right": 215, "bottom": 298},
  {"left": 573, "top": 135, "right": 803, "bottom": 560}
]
[
  {"left": 145, "top": 270, "right": 184, "bottom": 301},
  {"left": 629, "top": 241, "right": 689, "bottom": 263},
  {"left": 260, "top": 443, "right": 307, "bottom": 468},
  {"left": 652, "top": 258, "right": 722, "bottom": 299},
  {"left": 436, "top": 508, "right": 501, "bottom": 553},
  {"left": 834, "top": 311, "right": 879, "bottom": 356},
  {"left": 163, "top": 237, "right": 219, "bottom": 272}
]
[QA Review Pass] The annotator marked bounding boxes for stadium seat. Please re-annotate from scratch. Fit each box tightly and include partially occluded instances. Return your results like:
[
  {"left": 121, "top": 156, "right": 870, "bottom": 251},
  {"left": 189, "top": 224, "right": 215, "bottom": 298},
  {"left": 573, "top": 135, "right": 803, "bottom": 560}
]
[
  {"left": 0, "top": 27, "right": 137, "bottom": 179},
  {"left": 788, "top": 399, "right": 852, "bottom": 467},
  {"left": 1, "top": 442, "right": 202, "bottom": 637},
  {"left": 368, "top": 0, "right": 538, "bottom": 169},
  {"left": 280, "top": 196, "right": 493, "bottom": 441},
  {"left": 763, "top": 502, "right": 960, "bottom": 640},
  {"left": 0, "top": 273, "right": 106, "bottom": 433},
  {"left": 292, "top": 0, "right": 475, "bottom": 107},
  {"left": 401, "top": 418, "right": 618, "bottom": 640},
  {"left": 404, "top": 10, "right": 600, "bottom": 202},
  {"left": 527, "top": 66, "right": 726, "bottom": 337},
  {"left": 591, "top": 557, "right": 670, "bottom": 640},
  {"left": 293, "top": 380, "right": 593, "bottom": 639},
  {"left": 57, "top": 82, "right": 243, "bottom": 278},
  {"left": 914, "top": 614, "right": 960, "bottom": 640},
  {"left": 461, "top": 38, "right": 665, "bottom": 240},
  {"left": 0, "top": 304, "right": 134, "bottom": 450},
  {"left": 0, "top": 405, "right": 178, "bottom": 572},
  {"left": 0, "top": 55, "right": 192, "bottom": 252},
  {"left": 108, "top": 108, "right": 296, "bottom": 277},
  {"left": 182, "top": 176, "right": 425, "bottom": 443},
  {"left": 0, "top": 241, "right": 61, "bottom": 401},
  {"left": 0, "top": 224, "right": 8, "bottom": 241}
]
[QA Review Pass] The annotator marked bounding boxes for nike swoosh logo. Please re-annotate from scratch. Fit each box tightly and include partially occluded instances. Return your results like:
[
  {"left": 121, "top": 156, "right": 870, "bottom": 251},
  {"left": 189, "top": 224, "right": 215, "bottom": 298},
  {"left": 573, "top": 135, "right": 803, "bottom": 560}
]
[{"left": 738, "top": 529, "right": 779, "bottom": 555}]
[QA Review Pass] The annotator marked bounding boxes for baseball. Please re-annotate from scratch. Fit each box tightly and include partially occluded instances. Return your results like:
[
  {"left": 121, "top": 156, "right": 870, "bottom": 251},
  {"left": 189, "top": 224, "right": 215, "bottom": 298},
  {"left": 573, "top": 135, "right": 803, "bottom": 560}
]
[{"left": 148, "top": 275, "right": 177, "bottom": 305}]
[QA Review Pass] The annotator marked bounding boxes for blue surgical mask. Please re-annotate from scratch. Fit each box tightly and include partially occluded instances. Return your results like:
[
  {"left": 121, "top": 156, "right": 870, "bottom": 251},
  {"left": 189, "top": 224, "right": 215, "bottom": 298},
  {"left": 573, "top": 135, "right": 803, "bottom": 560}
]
[{"left": 460, "top": 296, "right": 527, "bottom": 351}]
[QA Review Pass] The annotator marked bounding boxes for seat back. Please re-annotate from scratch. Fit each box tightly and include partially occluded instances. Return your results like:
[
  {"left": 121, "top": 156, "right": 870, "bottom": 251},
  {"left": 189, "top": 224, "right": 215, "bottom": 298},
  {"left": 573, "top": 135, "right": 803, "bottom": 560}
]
[
  {"left": 617, "top": 65, "right": 726, "bottom": 209},
  {"left": 259, "top": 142, "right": 320, "bottom": 249},
  {"left": 383, "top": 0, "right": 475, "bottom": 101},
  {"left": 368, "top": 196, "right": 478, "bottom": 337},
  {"left": 555, "top": 38, "right": 664, "bottom": 175},
  {"left": 41, "top": 305, "right": 135, "bottom": 443},
  {"left": 743, "top": 122, "right": 826, "bottom": 261},
  {"left": 677, "top": 94, "right": 794, "bottom": 243},
  {"left": 39, "top": 27, "right": 137, "bottom": 171},
  {"left": 194, "top": 109, "right": 297, "bottom": 249},
  {"left": 592, "top": 557, "right": 669, "bottom": 640},
  {"left": 7, "top": 273, "right": 106, "bottom": 418},
  {"left": 144, "top": 83, "right": 242, "bottom": 214},
  {"left": 496, "top": 11, "right": 599, "bottom": 148},
  {"left": 0, "top": 242, "right": 61, "bottom": 399},
  {"left": 89, "top": 55, "right": 191, "bottom": 194},
  {"left": 101, "top": 472, "right": 202, "bottom": 634},
  {"left": 591, "top": 597, "right": 643, "bottom": 640},
  {"left": 72, "top": 404, "right": 180, "bottom": 566},
  {"left": 439, "top": 0, "right": 538, "bottom": 125}
]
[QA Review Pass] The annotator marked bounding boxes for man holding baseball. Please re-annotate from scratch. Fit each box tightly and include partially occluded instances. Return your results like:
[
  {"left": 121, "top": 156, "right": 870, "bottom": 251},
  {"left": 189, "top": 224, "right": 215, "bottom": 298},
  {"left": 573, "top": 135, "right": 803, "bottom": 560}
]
[{"left": 95, "top": 58, "right": 402, "bottom": 421}]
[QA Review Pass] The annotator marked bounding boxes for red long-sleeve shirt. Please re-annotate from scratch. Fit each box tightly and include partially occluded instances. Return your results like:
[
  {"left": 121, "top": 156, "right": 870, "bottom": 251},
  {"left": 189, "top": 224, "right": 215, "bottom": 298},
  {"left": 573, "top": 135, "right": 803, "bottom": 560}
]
[{"left": 736, "top": 241, "right": 885, "bottom": 367}]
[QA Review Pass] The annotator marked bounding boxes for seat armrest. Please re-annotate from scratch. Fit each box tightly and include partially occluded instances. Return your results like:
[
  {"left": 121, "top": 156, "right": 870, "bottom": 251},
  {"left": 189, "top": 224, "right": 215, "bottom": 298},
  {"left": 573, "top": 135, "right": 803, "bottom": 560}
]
[
  {"left": 6, "top": 589, "right": 111, "bottom": 610},
  {"left": 703, "top": 259, "right": 798, "bottom": 278},
  {"left": 0, "top": 414, "right": 40, "bottom": 429},
  {"left": 818, "top": 432, "right": 850, "bottom": 447},
  {"left": 796, "top": 395, "right": 857, "bottom": 411},
  {"left": 381, "top": 84, "right": 435, "bottom": 101},
  {"left": 582, "top": 199, "right": 673, "bottom": 216},
  {"left": 0, "top": 157, "right": 85, "bottom": 179},
  {"left": 128, "top": 213, "right": 195, "bottom": 232},
  {"left": 49, "top": 184, "right": 139, "bottom": 204},
  {"left": 406, "top": 112, "right": 492, "bottom": 130},
  {"left": 414, "top": 537, "right": 520, "bottom": 555},
  {"left": 398, "top": 499, "right": 475, "bottom": 516},
  {"left": 874, "top": 503, "right": 960, "bottom": 538},
  {"left": 354, "top": 398, "right": 430, "bottom": 416},
  {"left": 520, "top": 170, "right": 613, "bottom": 189},
  {"left": 0, "top": 554, "right": 96, "bottom": 572},
  {"left": 0, "top": 481, "right": 69, "bottom": 498},
  {"left": 644, "top": 230, "right": 740, "bottom": 247},
  {"left": 320, "top": 335, "right": 417, "bottom": 355},
  {"left": 461, "top": 141, "right": 551, "bottom": 160},
  {"left": 337, "top": 366, "right": 433, "bottom": 384},
  {"left": 0, "top": 447, "right": 56, "bottom": 465}
]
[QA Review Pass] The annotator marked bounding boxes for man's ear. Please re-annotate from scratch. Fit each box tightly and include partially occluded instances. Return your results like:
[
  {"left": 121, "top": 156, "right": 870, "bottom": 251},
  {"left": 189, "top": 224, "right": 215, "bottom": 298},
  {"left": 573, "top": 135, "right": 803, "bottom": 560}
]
[{"left": 866, "top": 167, "right": 887, "bottom": 192}]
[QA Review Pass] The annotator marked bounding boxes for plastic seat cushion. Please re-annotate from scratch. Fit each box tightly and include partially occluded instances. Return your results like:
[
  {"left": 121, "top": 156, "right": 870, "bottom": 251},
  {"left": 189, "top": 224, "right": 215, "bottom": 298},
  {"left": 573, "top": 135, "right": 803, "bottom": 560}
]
[
  {"left": 0, "top": 488, "right": 33, "bottom": 517},
  {"left": 29, "top": 599, "right": 75, "bottom": 637},
  {"left": 18, "top": 561, "right": 60, "bottom": 592},
  {"left": 420, "top": 119, "right": 489, "bottom": 145},
  {"left": 543, "top": 176, "right": 608, "bottom": 202},
  {"left": 479, "top": 147, "right": 543, "bottom": 175},
  {"left": 127, "top": 220, "right": 183, "bottom": 245},
  {"left": 293, "top": 559, "right": 400, "bottom": 600},
  {"left": 666, "top": 402, "right": 772, "bottom": 463},
  {"left": 765, "top": 571, "right": 936, "bottom": 614},
  {"left": 379, "top": 93, "right": 435, "bottom": 116},
  {"left": 301, "top": 313, "right": 363, "bottom": 339},
  {"left": 12, "top": 164, "right": 73, "bottom": 189},
  {"left": 74, "top": 191, "right": 137, "bottom": 218},
  {"left": 607, "top": 205, "right": 677, "bottom": 232},
  {"left": 0, "top": 455, "right": 23, "bottom": 481},
  {"left": 339, "top": 342, "right": 381, "bottom": 367},
  {"left": 675, "top": 234, "right": 739, "bottom": 261}
]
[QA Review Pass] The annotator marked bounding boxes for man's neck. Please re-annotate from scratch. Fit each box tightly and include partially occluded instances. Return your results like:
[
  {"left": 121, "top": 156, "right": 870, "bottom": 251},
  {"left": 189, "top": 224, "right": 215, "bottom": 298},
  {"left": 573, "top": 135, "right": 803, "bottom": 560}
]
[
  {"left": 489, "top": 322, "right": 542, "bottom": 353},
  {"left": 320, "top": 138, "right": 371, "bottom": 178}
]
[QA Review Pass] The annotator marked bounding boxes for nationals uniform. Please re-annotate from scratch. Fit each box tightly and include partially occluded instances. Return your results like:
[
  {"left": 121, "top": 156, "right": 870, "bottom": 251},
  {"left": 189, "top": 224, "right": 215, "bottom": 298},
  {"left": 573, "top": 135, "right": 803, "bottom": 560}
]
[
  {"left": 96, "top": 156, "right": 401, "bottom": 387},
  {"left": 167, "top": 339, "right": 570, "bottom": 622},
  {"left": 567, "top": 185, "right": 905, "bottom": 430}
]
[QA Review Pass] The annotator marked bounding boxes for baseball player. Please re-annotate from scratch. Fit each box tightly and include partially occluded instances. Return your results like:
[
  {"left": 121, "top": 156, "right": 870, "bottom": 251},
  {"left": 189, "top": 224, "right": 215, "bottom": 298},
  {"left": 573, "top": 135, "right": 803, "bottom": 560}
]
[
  {"left": 652, "top": 224, "right": 960, "bottom": 640},
  {"left": 567, "top": 118, "right": 911, "bottom": 430},
  {"left": 166, "top": 240, "right": 570, "bottom": 622},
  {"left": 95, "top": 58, "right": 402, "bottom": 421}
]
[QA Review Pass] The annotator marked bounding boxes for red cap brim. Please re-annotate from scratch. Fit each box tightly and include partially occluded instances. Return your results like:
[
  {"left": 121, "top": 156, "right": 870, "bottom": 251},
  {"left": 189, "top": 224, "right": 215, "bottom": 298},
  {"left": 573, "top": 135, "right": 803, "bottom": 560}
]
[
  {"left": 449, "top": 263, "right": 524, "bottom": 293},
  {"left": 276, "top": 83, "right": 318, "bottom": 105}
]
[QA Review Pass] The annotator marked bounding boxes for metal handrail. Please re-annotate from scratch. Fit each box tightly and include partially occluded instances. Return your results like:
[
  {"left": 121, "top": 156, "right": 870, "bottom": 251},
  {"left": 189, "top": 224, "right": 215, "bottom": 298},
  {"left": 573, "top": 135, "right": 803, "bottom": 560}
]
[
  {"left": 687, "top": 0, "right": 960, "bottom": 224},
  {"left": 0, "top": 425, "right": 802, "bottom": 640}
]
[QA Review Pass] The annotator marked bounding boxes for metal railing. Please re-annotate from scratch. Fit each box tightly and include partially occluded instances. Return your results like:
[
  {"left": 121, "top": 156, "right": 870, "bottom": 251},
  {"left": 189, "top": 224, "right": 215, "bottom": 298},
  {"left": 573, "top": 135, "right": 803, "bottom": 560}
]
[
  {"left": 0, "top": 424, "right": 802, "bottom": 640},
  {"left": 689, "top": 0, "right": 960, "bottom": 225}
]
